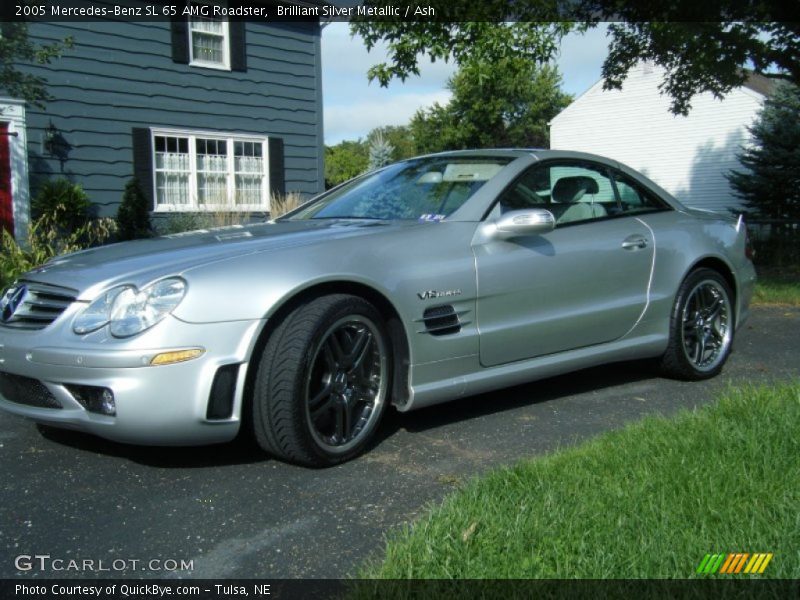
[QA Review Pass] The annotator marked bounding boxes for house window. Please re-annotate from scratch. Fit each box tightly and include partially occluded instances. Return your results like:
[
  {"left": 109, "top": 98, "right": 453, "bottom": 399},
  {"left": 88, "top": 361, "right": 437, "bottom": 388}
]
[
  {"left": 188, "top": 3, "right": 229, "bottom": 69},
  {"left": 234, "top": 141, "right": 264, "bottom": 206},
  {"left": 152, "top": 130, "right": 268, "bottom": 211},
  {"left": 154, "top": 135, "right": 191, "bottom": 206}
]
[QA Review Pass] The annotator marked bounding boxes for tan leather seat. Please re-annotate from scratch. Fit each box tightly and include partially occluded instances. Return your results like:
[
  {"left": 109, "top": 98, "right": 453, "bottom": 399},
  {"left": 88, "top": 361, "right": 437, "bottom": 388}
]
[{"left": 551, "top": 176, "right": 607, "bottom": 224}]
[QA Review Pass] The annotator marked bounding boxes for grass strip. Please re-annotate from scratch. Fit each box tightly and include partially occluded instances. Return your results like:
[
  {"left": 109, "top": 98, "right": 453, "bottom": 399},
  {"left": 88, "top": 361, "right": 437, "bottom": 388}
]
[
  {"left": 362, "top": 382, "right": 800, "bottom": 579},
  {"left": 753, "top": 276, "right": 800, "bottom": 306}
]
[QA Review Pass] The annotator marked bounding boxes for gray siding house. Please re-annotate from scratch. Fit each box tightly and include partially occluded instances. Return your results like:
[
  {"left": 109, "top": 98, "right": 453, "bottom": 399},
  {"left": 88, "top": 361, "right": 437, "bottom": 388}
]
[{"left": 1, "top": 3, "right": 324, "bottom": 238}]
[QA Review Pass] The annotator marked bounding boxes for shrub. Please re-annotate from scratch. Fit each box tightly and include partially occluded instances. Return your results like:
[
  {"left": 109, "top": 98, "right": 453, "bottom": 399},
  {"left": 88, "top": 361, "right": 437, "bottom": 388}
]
[
  {"left": 116, "top": 178, "right": 152, "bottom": 240},
  {"left": 0, "top": 213, "right": 116, "bottom": 289},
  {"left": 151, "top": 192, "right": 303, "bottom": 237},
  {"left": 31, "top": 178, "right": 91, "bottom": 234},
  {"left": 270, "top": 191, "right": 304, "bottom": 217},
  {"left": 154, "top": 210, "right": 261, "bottom": 236}
]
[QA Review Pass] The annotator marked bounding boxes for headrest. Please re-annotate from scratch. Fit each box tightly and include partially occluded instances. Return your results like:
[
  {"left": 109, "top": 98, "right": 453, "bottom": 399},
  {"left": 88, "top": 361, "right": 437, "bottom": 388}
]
[{"left": 552, "top": 176, "right": 600, "bottom": 203}]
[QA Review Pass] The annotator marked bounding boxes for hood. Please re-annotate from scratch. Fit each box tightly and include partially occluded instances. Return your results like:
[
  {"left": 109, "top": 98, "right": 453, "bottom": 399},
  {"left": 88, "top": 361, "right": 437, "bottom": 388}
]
[{"left": 20, "top": 219, "right": 420, "bottom": 298}]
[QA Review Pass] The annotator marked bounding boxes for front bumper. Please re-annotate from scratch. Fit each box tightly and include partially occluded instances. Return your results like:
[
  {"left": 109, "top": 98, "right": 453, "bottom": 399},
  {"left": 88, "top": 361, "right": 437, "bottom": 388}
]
[{"left": 0, "top": 316, "right": 263, "bottom": 445}]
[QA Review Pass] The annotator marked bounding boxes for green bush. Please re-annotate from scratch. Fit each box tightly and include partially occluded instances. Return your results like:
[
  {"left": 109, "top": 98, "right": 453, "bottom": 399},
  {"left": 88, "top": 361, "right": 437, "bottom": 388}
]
[
  {"left": 31, "top": 178, "right": 92, "bottom": 234},
  {"left": 116, "top": 178, "right": 152, "bottom": 240},
  {"left": 155, "top": 212, "right": 203, "bottom": 235},
  {"left": 0, "top": 214, "right": 116, "bottom": 289},
  {"left": 154, "top": 210, "right": 257, "bottom": 236}
]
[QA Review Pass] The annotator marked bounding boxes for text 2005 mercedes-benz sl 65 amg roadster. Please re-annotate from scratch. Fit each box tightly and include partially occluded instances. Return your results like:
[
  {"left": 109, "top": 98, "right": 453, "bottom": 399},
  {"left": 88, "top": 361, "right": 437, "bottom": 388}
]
[{"left": 0, "top": 150, "right": 756, "bottom": 466}]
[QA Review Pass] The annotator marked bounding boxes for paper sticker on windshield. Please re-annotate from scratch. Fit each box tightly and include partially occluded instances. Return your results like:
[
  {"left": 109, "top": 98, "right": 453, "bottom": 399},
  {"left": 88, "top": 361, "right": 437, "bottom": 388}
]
[{"left": 419, "top": 214, "right": 446, "bottom": 222}]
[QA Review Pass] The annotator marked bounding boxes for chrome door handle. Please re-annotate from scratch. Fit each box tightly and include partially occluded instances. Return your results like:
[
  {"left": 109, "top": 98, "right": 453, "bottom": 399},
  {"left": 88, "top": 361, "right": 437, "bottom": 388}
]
[{"left": 621, "top": 236, "right": 648, "bottom": 250}]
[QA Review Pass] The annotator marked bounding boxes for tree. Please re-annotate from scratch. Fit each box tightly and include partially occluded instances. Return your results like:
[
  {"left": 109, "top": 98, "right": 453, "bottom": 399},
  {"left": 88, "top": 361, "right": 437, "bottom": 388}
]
[
  {"left": 410, "top": 60, "right": 571, "bottom": 153},
  {"left": 0, "top": 21, "right": 73, "bottom": 108},
  {"left": 728, "top": 83, "right": 800, "bottom": 265},
  {"left": 351, "top": 1, "right": 800, "bottom": 115},
  {"left": 409, "top": 102, "right": 456, "bottom": 155},
  {"left": 116, "top": 178, "right": 152, "bottom": 241},
  {"left": 367, "top": 130, "right": 394, "bottom": 170},
  {"left": 324, "top": 140, "right": 369, "bottom": 188},
  {"left": 600, "top": 20, "right": 800, "bottom": 115},
  {"left": 368, "top": 125, "right": 416, "bottom": 161},
  {"left": 325, "top": 126, "right": 416, "bottom": 188}
]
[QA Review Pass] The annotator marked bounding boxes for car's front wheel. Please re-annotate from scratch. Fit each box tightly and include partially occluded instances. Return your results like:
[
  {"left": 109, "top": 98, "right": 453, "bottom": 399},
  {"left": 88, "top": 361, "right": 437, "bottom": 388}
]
[
  {"left": 660, "top": 268, "right": 734, "bottom": 380},
  {"left": 252, "top": 294, "right": 391, "bottom": 466}
]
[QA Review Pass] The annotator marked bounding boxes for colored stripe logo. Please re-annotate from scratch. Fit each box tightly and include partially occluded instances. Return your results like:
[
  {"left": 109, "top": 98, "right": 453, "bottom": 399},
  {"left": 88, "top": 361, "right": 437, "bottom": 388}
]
[{"left": 696, "top": 553, "right": 773, "bottom": 574}]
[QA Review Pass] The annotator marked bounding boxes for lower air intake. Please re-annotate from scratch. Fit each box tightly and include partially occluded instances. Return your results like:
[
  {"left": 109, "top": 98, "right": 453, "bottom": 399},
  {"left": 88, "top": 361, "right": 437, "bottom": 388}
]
[{"left": 0, "top": 372, "right": 62, "bottom": 409}]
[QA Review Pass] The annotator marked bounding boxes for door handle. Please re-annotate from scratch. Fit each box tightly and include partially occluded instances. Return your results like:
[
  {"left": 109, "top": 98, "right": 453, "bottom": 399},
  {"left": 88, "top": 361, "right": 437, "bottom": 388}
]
[{"left": 621, "top": 235, "right": 648, "bottom": 250}]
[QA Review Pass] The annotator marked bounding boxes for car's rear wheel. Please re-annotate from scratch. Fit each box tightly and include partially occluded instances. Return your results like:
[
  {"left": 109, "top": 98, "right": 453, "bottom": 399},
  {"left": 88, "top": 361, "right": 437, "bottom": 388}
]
[
  {"left": 252, "top": 294, "right": 391, "bottom": 466},
  {"left": 660, "top": 268, "right": 734, "bottom": 380}
]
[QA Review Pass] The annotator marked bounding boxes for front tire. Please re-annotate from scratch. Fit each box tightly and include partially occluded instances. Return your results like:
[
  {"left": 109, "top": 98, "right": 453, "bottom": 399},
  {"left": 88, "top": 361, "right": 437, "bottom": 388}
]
[
  {"left": 252, "top": 294, "right": 391, "bottom": 466},
  {"left": 659, "top": 268, "right": 734, "bottom": 380}
]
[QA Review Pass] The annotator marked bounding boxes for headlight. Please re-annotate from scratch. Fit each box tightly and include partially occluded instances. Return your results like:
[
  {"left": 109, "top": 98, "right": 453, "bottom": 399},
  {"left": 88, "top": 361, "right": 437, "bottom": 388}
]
[{"left": 73, "top": 278, "right": 186, "bottom": 337}]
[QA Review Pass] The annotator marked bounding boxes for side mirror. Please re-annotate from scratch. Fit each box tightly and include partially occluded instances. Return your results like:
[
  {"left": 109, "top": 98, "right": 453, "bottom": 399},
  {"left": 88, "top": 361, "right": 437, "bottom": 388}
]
[{"left": 493, "top": 209, "right": 555, "bottom": 239}]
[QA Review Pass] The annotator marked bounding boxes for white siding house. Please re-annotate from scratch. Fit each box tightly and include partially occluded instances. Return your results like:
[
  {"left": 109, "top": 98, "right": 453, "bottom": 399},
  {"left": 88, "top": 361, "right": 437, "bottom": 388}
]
[{"left": 550, "top": 63, "right": 774, "bottom": 213}]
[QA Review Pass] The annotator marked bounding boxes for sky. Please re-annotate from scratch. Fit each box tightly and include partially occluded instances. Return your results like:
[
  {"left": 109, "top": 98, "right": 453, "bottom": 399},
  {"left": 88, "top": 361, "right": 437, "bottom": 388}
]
[{"left": 321, "top": 23, "right": 612, "bottom": 145}]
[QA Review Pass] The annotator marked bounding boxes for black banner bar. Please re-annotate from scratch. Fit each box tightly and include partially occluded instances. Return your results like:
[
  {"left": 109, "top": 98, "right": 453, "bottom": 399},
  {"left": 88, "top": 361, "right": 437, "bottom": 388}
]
[
  {"left": 2, "top": 578, "right": 799, "bottom": 600},
  {"left": 2, "top": 0, "right": 800, "bottom": 23}
]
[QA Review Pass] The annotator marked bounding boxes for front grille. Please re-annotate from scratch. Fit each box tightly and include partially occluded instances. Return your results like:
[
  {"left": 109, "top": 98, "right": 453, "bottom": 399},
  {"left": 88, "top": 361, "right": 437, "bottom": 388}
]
[
  {"left": 0, "top": 372, "right": 62, "bottom": 409},
  {"left": 1, "top": 280, "right": 77, "bottom": 330}
]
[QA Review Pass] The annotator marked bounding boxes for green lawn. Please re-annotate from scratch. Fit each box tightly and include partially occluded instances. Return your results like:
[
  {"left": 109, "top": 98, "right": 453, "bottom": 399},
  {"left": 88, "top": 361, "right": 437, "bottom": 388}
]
[
  {"left": 753, "top": 275, "right": 800, "bottom": 306},
  {"left": 361, "top": 382, "right": 800, "bottom": 579}
]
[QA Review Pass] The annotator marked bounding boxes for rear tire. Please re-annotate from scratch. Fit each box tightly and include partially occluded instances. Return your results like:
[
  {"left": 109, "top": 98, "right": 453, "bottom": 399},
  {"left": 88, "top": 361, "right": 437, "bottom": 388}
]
[
  {"left": 659, "top": 268, "right": 734, "bottom": 380},
  {"left": 251, "top": 294, "right": 391, "bottom": 467}
]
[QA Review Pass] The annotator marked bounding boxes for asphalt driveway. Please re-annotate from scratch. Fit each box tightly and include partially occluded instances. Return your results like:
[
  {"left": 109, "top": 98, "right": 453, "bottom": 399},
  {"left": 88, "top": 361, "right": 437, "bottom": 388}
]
[{"left": 1, "top": 306, "right": 798, "bottom": 579}]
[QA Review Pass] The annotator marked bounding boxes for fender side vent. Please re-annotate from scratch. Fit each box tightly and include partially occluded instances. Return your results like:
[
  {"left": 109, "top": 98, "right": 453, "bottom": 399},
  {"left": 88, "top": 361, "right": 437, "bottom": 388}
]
[
  {"left": 421, "top": 305, "right": 461, "bottom": 336},
  {"left": 207, "top": 364, "right": 239, "bottom": 420}
]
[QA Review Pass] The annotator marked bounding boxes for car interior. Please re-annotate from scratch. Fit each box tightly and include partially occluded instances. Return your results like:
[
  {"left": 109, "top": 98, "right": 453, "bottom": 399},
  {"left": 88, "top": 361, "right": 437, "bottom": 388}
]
[{"left": 493, "top": 162, "right": 665, "bottom": 225}]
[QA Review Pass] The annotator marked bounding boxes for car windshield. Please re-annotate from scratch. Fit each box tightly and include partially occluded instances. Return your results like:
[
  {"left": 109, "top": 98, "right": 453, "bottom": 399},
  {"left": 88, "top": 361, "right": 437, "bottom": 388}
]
[{"left": 286, "top": 156, "right": 513, "bottom": 221}]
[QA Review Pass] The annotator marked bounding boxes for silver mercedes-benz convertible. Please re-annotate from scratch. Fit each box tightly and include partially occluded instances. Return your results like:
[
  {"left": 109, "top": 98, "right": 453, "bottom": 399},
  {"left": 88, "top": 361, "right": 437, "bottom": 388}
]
[{"left": 0, "top": 150, "right": 756, "bottom": 466}]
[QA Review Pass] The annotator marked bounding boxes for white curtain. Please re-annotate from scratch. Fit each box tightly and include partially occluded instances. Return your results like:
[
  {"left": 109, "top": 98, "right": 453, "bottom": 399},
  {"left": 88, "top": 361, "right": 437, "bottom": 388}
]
[
  {"left": 197, "top": 153, "right": 227, "bottom": 205},
  {"left": 234, "top": 155, "right": 263, "bottom": 205},
  {"left": 191, "top": 17, "right": 225, "bottom": 64},
  {"left": 155, "top": 152, "right": 190, "bottom": 207}
]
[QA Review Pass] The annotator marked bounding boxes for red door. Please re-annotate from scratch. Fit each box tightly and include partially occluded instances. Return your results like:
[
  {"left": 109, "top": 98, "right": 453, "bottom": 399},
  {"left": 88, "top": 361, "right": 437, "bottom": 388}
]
[{"left": 0, "top": 122, "right": 13, "bottom": 237}]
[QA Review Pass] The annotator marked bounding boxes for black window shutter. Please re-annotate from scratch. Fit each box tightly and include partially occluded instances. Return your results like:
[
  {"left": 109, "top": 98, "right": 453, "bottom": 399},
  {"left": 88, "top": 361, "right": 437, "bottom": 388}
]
[
  {"left": 268, "top": 137, "right": 285, "bottom": 200},
  {"left": 131, "top": 128, "right": 154, "bottom": 210},
  {"left": 170, "top": 16, "right": 190, "bottom": 64},
  {"left": 229, "top": 21, "right": 247, "bottom": 72}
]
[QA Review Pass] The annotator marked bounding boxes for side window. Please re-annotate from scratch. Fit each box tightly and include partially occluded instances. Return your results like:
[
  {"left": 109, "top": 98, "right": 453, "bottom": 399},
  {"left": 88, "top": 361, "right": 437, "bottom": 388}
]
[
  {"left": 613, "top": 174, "right": 670, "bottom": 214},
  {"left": 496, "top": 167, "right": 550, "bottom": 212},
  {"left": 495, "top": 161, "right": 617, "bottom": 226}
]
